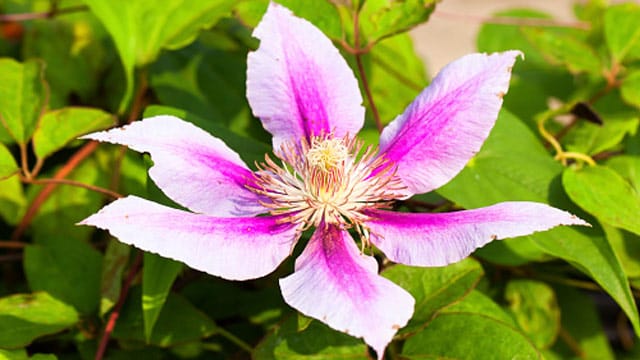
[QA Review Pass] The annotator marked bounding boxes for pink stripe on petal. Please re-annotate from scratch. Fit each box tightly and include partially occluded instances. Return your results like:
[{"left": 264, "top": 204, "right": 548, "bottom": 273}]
[
  {"left": 80, "top": 196, "right": 300, "bottom": 281},
  {"left": 366, "top": 202, "right": 588, "bottom": 267},
  {"left": 378, "top": 51, "right": 522, "bottom": 195},
  {"left": 279, "top": 225, "right": 414, "bottom": 359},
  {"left": 83, "top": 115, "right": 264, "bottom": 217},
  {"left": 247, "top": 3, "right": 364, "bottom": 149}
]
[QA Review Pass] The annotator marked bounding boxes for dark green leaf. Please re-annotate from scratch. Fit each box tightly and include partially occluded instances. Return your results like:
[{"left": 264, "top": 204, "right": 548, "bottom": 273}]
[
  {"left": 33, "top": 107, "right": 115, "bottom": 160},
  {"left": 604, "top": 3, "right": 640, "bottom": 63},
  {"left": 603, "top": 225, "right": 640, "bottom": 279},
  {"left": 0, "top": 143, "right": 18, "bottom": 179},
  {"left": 84, "top": 0, "right": 235, "bottom": 111},
  {"left": 563, "top": 165, "right": 640, "bottom": 235},
  {"left": 0, "top": 292, "right": 78, "bottom": 348},
  {"left": 253, "top": 316, "right": 369, "bottom": 360},
  {"left": 442, "top": 290, "right": 517, "bottom": 327},
  {"left": 505, "top": 280, "right": 560, "bottom": 349},
  {"left": 381, "top": 258, "right": 483, "bottom": 334},
  {"left": 0, "top": 58, "right": 47, "bottom": 144},
  {"left": 24, "top": 236, "right": 102, "bottom": 315},
  {"left": 142, "top": 253, "right": 182, "bottom": 341},
  {"left": 563, "top": 115, "right": 639, "bottom": 156},
  {"left": 112, "top": 287, "right": 216, "bottom": 347},
  {"left": 402, "top": 312, "right": 540, "bottom": 359},
  {"left": 552, "top": 286, "right": 614, "bottom": 359}
]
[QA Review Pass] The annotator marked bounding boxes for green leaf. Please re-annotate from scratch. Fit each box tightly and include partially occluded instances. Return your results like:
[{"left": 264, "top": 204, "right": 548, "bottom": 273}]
[
  {"left": 142, "top": 253, "right": 182, "bottom": 342},
  {"left": 33, "top": 107, "right": 115, "bottom": 160},
  {"left": 360, "top": 0, "right": 437, "bottom": 44},
  {"left": 112, "top": 287, "right": 216, "bottom": 347},
  {"left": 563, "top": 165, "right": 640, "bottom": 235},
  {"left": 402, "top": 312, "right": 540, "bottom": 359},
  {"left": 84, "top": 0, "right": 235, "bottom": 112},
  {"left": 552, "top": 286, "right": 614, "bottom": 359},
  {"left": 603, "top": 225, "right": 640, "bottom": 279},
  {"left": 365, "top": 33, "right": 428, "bottom": 126},
  {"left": 0, "top": 175, "right": 26, "bottom": 225},
  {"left": 442, "top": 290, "right": 518, "bottom": 327},
  {"left": 621, "top": 70, "right": 640, "bottom": 108},
  {"left": 439, "top": 111, "right": 640, "bottom": 335},
  {"left": 381, "top": 258, "right": 483, "bottom": 334},
  {"left": 100, "top": 239, "right": 131, "bottom": 316},
  {"left": 24, "top": 236, "right": 102, "bottom": 315},
  {"left": 604, "top": 2, "right": 640, "bottom": 63},
  {"left": 605, "top": 154, "right": 640, "bottom": 193},
  {"left": 522, "top": 28, "right": 602, "bottom": 75},
  {"left": 0, "top": 143, "right": 18, "bottom": 180},
  {"left": 564, "top": 115, "right": 639, "bottom": 156},
  {"left": 0, "top": 292, "right": 78, "bottom": 348},
  {"left": 0, "top": 58, "right": 47, "bottom": 144},
  {"left": 505, "top": 280, "right": 560, "bottom": 349},
  {"left": 278, "top": 0, "right": 344, "bottom": 41},
  {"left": 0, "top": 349, "right": 57, "bottom": 360},
  {"left": 253, "top": 316, "right": 369, "bottom": 360}
]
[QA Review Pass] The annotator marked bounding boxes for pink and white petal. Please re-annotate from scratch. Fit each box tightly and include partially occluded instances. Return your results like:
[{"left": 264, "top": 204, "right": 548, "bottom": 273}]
[
  {"left": 83, "top": 115, "right": 264, "bottom": 217},
  {"left": 280, "top": 225, "right": 414, "bottom": 359},
  {"left": 366, "top": 202, "right": 588, "bottom": 267},
  {"left": 80, "top": 196, "right": 300, "bottom": 281},
  {"left": 247, "top": 3, "right": 364, "bottom": 149},
  {"left": 378, "top": 51, "right": 522, "bottom": 195}
]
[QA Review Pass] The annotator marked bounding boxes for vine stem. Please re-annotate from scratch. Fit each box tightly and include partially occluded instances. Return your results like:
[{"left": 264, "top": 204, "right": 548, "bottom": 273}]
[
  {"left": 95, "top": 252, "right": 142, "bottom": 360},
  {"left": 0, "top": 5, "right": 87, "bottom": 22},
  {"left": 215, "top": 327, "right": 253, "bottom": 353},
  {"left": 22, "top": 177, "right": 123, "bottom": 199},
  {"left": 352, "top": 7, "right": 383, "bottom": 133}
]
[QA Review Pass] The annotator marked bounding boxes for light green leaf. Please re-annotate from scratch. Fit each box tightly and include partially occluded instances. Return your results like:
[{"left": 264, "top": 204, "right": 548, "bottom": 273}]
[
  {"left": 0, "top": 292, "right": 78, "bottom": 348},
  {"left": 0, "top": 143, "right": 18, "bottom": 180},
  {"left": 0, "top": 175, "right": 26, "bottom": 225},
  {"left": 621, "top": 70, "right": 640, "bottom": 109},
  {"left": 113, "top": 287, "right": 216, "bottom": 347},
  {"left": 605, "top": 154, "right": 640, "bottom": 193},
  {"left": 33, "top": 107, "right": 115, "bottom": 160},
  {"left": 402, "top": 312, "right": 540, "bottom": 359},
  {"left": 442, "top": 290, "right": 518, "bottom": 327},
  {"left": 604, "top": 3, "right": 640, "bottom": 63},
  {"left": 360, "top": 0, "right": 438, "bottom": 44},
  {"left": 100, "top": 239, "right": 131, "bottom": 316},
  {"left": 0, "top": 348, "right": 58, "bottom": 360},
  {"left": 142, "top": 253, "right": 182, "bottom": 342},
  {"left": 253, "top": 316, "right": 369, "bottom": 360},
  {"left": 522, "top": 28, "right": 601, "bottom": 75},
  {"left": 563, "top": 165, "right": 640, "bottom": 235},
  {"left": 603, "top": 225, "right": 640, "bottom": 279},
  {"left": 0, "top": 58, "right": 47, "bottom": 144},
  {"left": 381, "top": 258, "right": 483, "bottom": 334},
  {"left": 84, "top": 0, "right": 235, "bottom": 112},
  {"left": 439, "top": 111, "right": 640, "bottom": 335},
  {"left": 24, "top": 236, "right": 102, "bottom": 315},
  {"left": 564, "top": 115, "right": 639, "bottom": 156},
  {"left": 505, "top": 280, "right": 560, "bottom": 349}
]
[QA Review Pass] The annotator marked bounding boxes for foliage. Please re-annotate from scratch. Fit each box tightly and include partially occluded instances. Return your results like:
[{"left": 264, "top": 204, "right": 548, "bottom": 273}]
[{"left": 0, "top": 0, "right": 639, "bottom": 358}]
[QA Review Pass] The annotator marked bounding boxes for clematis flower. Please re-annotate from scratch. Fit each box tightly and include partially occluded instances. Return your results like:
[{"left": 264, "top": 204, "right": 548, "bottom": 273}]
[{"left": 80, "top": 3, "right": 587, "bottom": 358}]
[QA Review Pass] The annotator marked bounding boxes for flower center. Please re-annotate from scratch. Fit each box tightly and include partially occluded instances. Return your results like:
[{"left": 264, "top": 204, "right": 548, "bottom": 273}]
[{"left": 248, "top": 135, "right": 405, "bottom": 234}]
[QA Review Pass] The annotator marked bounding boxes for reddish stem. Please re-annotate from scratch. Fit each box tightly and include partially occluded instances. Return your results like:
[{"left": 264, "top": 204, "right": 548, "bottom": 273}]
[
  {"left": 0, "top": 5, "right": 87, "bottom": 22},
  {"left": 95, "top": 252, "right": 142, "bottom": 360}
]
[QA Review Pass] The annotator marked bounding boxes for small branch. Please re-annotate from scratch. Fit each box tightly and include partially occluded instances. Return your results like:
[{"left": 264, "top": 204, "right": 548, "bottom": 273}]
[
  {"left": 125, "top": 69, "right": 149, "bottom": 124},
  {"left": 12, "top": 141, "right": 99, "bottom": 241},
  {"left": 0, "top": 241, "right": 26, "bottom": 249},
  {"left": 0, "top": 5, "right": 88, "bottom": 22},
  {"left": 215, "top": 327, "right": 253, "bottom": 353},
  {"left": 95, "top": 252, "right": 142, "bottom": 360},
  {"left": 0, "top": 253, "right": 22, "bottom": 262},
  {"left": 433, "top": 10, "right": 591, "bottom": 30},
  {"left": 558, "top": 327, "right": 585, "bottom": 358},
  {"left": 19, "top": 143, "right": 31, "bottom": 179},
  {"left": 352, "top": 9, "right": 383, "bottom": 133},
  {"left": 23, "top": 178, "right": 123, "bottom": 199}
]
